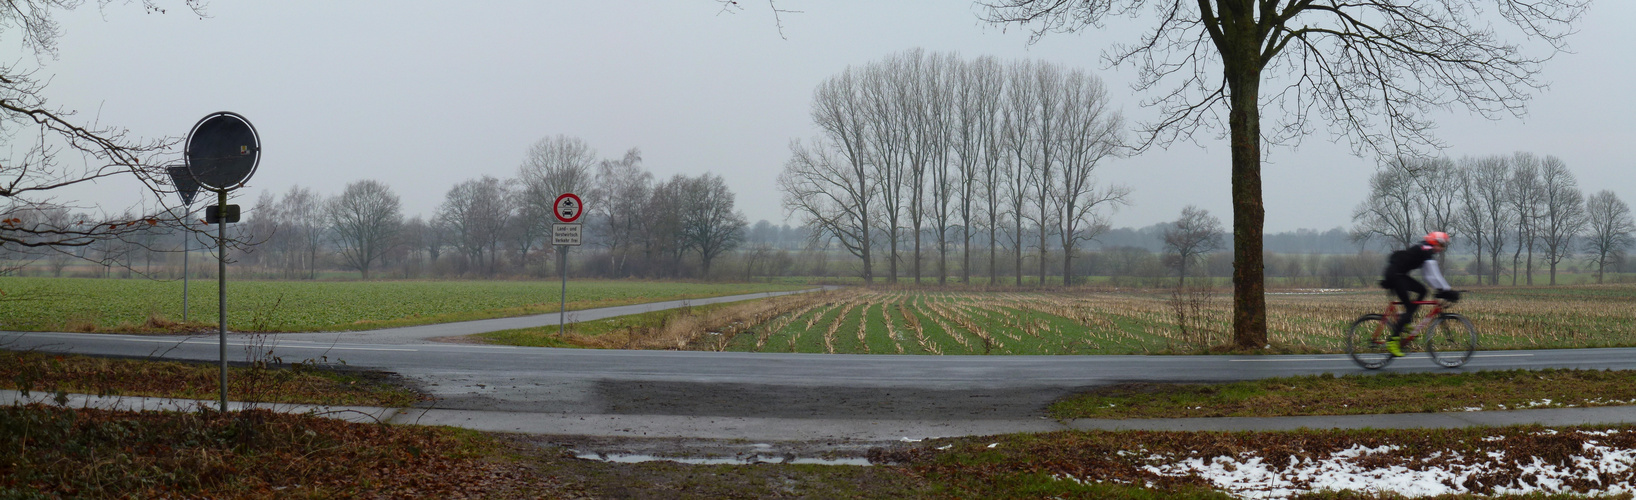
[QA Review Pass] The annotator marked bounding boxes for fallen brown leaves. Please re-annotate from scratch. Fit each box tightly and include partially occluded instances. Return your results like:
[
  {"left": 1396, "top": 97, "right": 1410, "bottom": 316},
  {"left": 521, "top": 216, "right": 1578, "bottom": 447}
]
[{"left": 0, "top": 405, "right": 555, "bottom": 499}]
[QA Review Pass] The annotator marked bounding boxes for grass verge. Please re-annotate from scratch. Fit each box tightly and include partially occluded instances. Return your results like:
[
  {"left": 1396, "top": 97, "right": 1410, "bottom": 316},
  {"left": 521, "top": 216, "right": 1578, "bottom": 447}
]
[
  {"left": 477, "top": 300, "right": 741, "bottom": 348},
  {"left": 11, "top": 404, "right": 1631, "bottom": 499},
  {"left": 1050, "top": 368, "right": 1636, "bottom": 420},
  {"left": 477, "top": 291, "right": 831, "bottom": 350},
  {"left": 0, "top": 350, "right": 421, "bottom": 407}
]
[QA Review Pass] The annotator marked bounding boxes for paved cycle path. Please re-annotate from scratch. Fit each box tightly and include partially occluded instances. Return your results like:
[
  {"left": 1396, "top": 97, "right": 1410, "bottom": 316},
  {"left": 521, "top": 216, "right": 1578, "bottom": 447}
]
[{"left": 273, "top": 286, "right": 835, "bottom": 344}]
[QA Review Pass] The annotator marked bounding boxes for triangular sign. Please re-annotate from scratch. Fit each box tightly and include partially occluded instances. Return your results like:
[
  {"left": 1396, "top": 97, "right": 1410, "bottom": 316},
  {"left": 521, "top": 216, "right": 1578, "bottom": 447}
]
[{"left": 167, "top": 166, "right": 201, "bottom": 206}]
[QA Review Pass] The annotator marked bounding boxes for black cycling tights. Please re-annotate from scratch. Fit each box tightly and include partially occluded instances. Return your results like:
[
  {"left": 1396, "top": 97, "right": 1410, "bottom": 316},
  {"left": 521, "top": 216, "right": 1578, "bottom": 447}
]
[{"left": 1384, "top": 273, "right": 1427, "bottom": 336}]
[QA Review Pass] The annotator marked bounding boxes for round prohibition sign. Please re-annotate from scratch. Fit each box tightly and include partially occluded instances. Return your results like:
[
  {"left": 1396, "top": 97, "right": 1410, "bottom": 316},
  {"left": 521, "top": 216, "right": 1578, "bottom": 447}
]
[{"left": 553, "top": 193, "right": 584, "bottom": 223}]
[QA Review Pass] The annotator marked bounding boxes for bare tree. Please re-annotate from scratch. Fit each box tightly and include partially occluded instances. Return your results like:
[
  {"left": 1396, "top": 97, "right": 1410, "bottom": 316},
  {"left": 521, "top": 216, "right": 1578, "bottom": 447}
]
[
  {"left": 1351, "top": 156, "right": 1461, "bottom": 260},
  {"left": 681, "top": 173, "right": 748, "bottom": 276},
  {"left": 0, "top": 1, "right": 207, "bottom": 266},
  {"left": 504, "top": 185, "right": 545, "bottom": 274},
  {"left": 1453, "top": 157, "right": 1489, "bottom": 284},
  {"left": 644, "top": 175, "right": 690, "bottom": 276},
  {"left": 1462, "top": 155, "right": 1514, "bottom": 285},
  {"left": 862, "top": 55, "right": 911, "bottom": 284},
  {"left": 954, "top": 55, "right": 1004, "bottom": 284},
  {"left": 518, "top": 134, "right": 596, "bottom": 274},
  {"left": 276, "top": 186, "right": 325, "bottom": 279},
  {"left": 398, "top": 215, "right": 431, "bottom": 275},
  {"left": 1582, "top": 191, "right": 1633, "bottom": 284},
  {"left": 435, "top": 176, "right": 510, "bottom": 276},
  {"left": 980, "top": 72, "right": 1008, "bottom": 286},
  {"left": 986, "top": 0, "right": 1590, "bottom": 347},
  {"left": 1053, "top": 68, "right": 1129, "bottom": 285},
  {"left": 326, "top": 180, "right": 402, "bottom": 279},
  {"left": 1508, "top": 153, "right": 1546, "bottom": 285},
  {"left": 788, "top": 49, "right": 1139, "bottom": 287},
  {"left": 1536, "top": 156, "right": 1585, "bottom": 285},
  {"left": 591, "top": 148, "right": 651, "bottom": 275},
  {"left": 901, "top": 49, "right": 935, "bottom": 284},
  {"left": 1351, "top": 163, "right": 1419, "bottom": 250},
  {"left": 1412, "top": 158, "right": 1461, "bottom": 241},
  {"left": 1163, "top": 205, "right": 1225, "bottom": 286},
  {"left": 785, "top": 65, "right": 876, "bottom": 282},
  {"left": 1026, "top": 61, "right": 1063, "bottom": 285},
  {"left": 1001, "top": 59, "right": 1038, "bottom": 286},
  {"left": 924, "top": 53, "right": 957, "bottom": 285},
  {"left": 407, "top": 215, "right": 446, "bottom": 269}
]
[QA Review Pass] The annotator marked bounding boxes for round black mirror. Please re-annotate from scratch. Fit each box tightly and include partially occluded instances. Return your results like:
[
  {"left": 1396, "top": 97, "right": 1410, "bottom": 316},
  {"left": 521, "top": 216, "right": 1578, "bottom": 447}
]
[{"left": 185, "top": 112, "right": 260, "bottom": 191}]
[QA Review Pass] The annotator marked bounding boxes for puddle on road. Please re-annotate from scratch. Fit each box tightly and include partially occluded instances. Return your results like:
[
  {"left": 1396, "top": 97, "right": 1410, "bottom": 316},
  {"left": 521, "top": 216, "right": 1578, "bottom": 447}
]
[{"left": 574, "top": 452, "right": 873, "bottom": 466}]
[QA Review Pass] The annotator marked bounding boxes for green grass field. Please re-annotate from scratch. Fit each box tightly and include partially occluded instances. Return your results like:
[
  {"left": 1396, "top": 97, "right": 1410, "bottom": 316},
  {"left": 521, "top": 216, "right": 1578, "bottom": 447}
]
[
  {"left": 0, "top": 277, "right": 806, "bottom": 333},
  {"left": 700, "top": 284, "right": 1636, "bottom": 355}
]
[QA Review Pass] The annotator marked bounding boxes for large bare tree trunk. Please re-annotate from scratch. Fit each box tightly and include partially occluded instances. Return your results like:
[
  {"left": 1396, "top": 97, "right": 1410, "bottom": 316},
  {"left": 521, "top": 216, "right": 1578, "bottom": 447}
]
[{"left": 1225, "top": 29, "right": 1267, "bottom": 350}]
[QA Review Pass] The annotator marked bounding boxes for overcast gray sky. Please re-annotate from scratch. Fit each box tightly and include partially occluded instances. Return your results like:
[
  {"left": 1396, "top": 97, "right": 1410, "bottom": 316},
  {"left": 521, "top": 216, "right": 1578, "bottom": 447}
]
[{"left": 37, "top": 1, "right": 1636, "bottom": 232}]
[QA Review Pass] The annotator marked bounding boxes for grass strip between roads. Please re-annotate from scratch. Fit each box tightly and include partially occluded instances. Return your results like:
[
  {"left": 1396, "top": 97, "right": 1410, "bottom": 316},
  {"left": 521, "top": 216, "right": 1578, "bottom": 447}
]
[
  {"left": 0, "top": 350, "right": 420, "bottom": 407},
  {"left": 476, "top": 300, "right": 742, "bottom": 348},
  {"left": 1051, "top": 368, "right": 1636, "bottom": 420}
]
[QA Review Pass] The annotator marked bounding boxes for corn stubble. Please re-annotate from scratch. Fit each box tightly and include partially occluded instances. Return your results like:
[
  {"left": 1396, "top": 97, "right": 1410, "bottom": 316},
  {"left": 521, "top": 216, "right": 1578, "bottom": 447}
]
[{"left": 606, "top": 285, "right": 1636, "bottom": 355}]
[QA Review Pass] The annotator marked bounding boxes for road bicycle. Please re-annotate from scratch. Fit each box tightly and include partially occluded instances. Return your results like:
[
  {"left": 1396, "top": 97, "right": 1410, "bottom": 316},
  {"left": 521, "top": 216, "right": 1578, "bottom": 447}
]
[{"left": 1345, "top": 290, "right": 1477, "bottom": 370}]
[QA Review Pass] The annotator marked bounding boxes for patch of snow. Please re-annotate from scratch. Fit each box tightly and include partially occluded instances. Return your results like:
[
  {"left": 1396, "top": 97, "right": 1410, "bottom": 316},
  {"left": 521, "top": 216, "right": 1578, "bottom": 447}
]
[{"left": 1061, "top": 436, "right": 1636, "bottom": 499}]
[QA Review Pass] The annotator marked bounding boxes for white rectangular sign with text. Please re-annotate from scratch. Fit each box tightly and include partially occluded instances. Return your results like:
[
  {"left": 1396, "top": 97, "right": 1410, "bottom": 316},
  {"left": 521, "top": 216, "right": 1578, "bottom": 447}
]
[{"left": 553, "top": 223, "right": 582, "bottom": 246}]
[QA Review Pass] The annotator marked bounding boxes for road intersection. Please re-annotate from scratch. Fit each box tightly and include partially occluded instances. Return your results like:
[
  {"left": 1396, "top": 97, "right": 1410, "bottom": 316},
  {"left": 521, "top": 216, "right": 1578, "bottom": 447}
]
[{"left": 7, "top": 288, "right": 1636, "bottom": 440}]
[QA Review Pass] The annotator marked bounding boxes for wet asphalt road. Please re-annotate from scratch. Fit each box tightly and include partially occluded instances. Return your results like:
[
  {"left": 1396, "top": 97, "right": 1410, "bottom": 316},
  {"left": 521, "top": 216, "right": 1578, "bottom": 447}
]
[{"left": 2, "top": 326, "right": 1625, "bottom": 420}]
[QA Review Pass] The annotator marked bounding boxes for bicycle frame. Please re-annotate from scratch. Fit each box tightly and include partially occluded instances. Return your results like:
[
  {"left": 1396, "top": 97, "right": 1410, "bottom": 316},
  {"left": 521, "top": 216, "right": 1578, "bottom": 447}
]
[
  {"left": 1376, "top": 298, "right": 1448, "bottom": 341},
  {"left": 1349, "top": 290, "right": 1475, "bottom": 369}
]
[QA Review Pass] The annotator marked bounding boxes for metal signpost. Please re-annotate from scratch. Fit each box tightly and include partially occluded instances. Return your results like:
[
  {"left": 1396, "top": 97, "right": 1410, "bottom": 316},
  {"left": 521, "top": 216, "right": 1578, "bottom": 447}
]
[
  {"left": 165, "top": 166, "right": 201, "bottom": 322},
  {"left": 185, "top": 112, "right": 261, "bottom": 412},
  {"left": 552, "top": 193, "right": 583, "bottom": 336}
]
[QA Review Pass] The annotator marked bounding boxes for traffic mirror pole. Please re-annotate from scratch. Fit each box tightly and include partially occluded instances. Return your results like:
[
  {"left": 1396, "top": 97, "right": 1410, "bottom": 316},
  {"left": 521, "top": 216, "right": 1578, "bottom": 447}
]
[
  {"left": 183, "top": 111, "right": 259, "bottom": 415},
  {"left": 182, "top": 214, "right": 189, "bottom": 323},
  {"left": 217, "top": 189, "right": 228, "bottom": 413}
]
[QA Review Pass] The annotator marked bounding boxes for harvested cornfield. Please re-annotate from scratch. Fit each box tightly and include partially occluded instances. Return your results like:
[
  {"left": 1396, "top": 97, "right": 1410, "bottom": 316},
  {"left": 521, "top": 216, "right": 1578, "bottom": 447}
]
[
  {"left": 720, "top": 288, "right": 1221, "bottom": 355},
  {"left": 698, "top": 284, "right": 1636, "bottom": 355}
]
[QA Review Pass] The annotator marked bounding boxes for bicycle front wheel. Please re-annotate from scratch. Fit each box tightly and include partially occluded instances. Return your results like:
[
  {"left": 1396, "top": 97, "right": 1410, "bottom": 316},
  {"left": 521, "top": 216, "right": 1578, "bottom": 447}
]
[
  {"left": 1346, "top": 314, "right": 1395, "bottom": 370},
  {"left": 1425, "top": 314, "right": 1477, "bottom": 368}
]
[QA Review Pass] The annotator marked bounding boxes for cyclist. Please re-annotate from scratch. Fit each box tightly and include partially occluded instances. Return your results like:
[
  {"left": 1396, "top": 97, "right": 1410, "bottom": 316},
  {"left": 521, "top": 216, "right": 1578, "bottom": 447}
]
[{"left": 1382, "top": 231, "right": 1460, "bottom": 357}]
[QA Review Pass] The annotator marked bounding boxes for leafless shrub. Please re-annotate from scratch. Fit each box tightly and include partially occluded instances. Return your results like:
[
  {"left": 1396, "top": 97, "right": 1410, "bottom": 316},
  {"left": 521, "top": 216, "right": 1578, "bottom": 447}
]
[{"left": 1168, "top": 282, "right": 1224, "bottom": 352}]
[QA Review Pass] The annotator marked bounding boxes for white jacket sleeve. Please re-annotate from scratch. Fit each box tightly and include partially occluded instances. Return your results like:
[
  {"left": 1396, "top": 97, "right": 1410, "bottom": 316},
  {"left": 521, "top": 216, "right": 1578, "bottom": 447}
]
[{"left": 1422, "top": 259, "right": 1451, "bottom": 291}]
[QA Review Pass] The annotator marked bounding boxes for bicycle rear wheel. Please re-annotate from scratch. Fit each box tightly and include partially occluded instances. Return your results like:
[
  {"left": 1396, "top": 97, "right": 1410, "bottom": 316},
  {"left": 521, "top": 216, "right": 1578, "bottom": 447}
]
[
  {"left": 1346, "top": 314, "right": 1395, "bottom": 370},
  {"left": 1425, "top": 313, "right": 1477, "bottom": 368}
]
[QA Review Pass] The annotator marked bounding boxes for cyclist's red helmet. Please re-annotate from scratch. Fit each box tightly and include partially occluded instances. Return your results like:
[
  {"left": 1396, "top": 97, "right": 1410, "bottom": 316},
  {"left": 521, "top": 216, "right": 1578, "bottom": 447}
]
[{"left": 1425, "top": 231, "right": 1450, "bottom": 251}]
